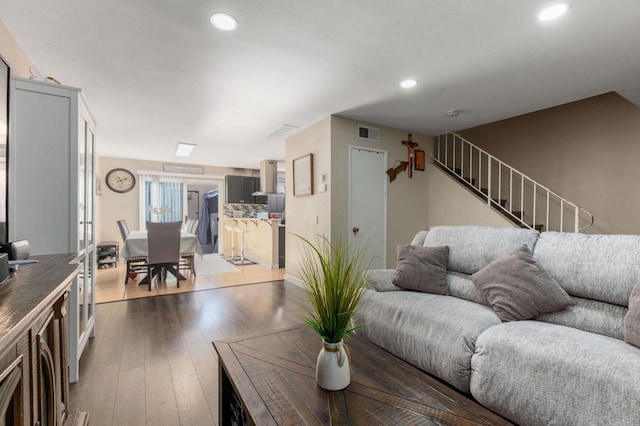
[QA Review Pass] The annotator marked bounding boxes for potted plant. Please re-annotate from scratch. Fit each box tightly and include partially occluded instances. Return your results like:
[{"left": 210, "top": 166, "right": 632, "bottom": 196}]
[{"left": 295, "top": 234, "right": 371, "bottom": 390}]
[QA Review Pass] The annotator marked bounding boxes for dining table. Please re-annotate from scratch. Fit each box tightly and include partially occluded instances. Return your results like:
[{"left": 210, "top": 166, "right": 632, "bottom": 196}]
[{"left": 121, "top": 230, "right": 203, "bottom": 284}]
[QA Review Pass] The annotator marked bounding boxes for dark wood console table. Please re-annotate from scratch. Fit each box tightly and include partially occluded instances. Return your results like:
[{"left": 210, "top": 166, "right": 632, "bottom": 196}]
[
  {"left": 214, "top": 325, "right": 511, "bottom": 425},
  {"left": 0, "top": 253, "right": 89, "bottom": 425}
]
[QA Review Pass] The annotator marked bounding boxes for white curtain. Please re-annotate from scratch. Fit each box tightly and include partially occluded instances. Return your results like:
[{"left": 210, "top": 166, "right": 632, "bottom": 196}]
[{"left": 138, "top": 173, "right": 185, "bottom": 229}]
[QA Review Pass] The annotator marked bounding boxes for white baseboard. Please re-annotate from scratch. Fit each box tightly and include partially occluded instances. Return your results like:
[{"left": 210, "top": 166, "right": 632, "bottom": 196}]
[{"left": 284, "top": 273, "right": 304, "bottom": 288}]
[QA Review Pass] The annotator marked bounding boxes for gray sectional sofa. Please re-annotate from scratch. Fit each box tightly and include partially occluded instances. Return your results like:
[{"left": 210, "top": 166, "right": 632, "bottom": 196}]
[{"left": 354, "top": 226, "right": 640, "bottom": 426}]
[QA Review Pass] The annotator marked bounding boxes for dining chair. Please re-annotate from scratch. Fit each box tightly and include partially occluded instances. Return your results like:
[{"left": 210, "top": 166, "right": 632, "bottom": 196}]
[
  {"left": 177, "top": 219, "right": 198, "bottom": 276},
  {"left": 117, "top": 219, "right": 147, "bottom": 284},
  {"left": 116, "top": 219, "right": 130, "bottom": 241},
  {"left": 146, "top": 221, "right": 183, "bottom": 291},
  {"left": 188, "top": 219, "right": 200, "bottom": 234}
]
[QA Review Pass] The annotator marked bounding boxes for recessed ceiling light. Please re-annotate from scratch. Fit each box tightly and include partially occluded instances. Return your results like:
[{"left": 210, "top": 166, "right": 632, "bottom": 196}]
[
  {"left": 175, "top": 143, "right": 196, "bottom": 157},
  {"left": 210, "top": 12, "right": 238, "bottom": 31},
  {"left": 400, "top": 79, "right": 417, "bottom": 89},
  {"left": 538, "top": 3, "right": 570, "bottom": 21}
]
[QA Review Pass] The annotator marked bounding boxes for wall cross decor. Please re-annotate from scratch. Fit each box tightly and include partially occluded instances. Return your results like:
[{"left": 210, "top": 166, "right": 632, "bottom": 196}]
[{"left": 401, "top": 133, "right": 419, "bottom": 178}]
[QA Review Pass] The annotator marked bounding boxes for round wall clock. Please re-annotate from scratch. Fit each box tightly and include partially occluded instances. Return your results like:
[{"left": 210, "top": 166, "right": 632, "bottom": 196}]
[{"left": 105, "top": 168, "right": 136, "bottom": 193}]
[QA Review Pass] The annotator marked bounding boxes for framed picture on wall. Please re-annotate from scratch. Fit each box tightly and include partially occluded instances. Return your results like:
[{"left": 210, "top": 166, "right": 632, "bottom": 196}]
[
  {"left": 293, "top": 153, "right": 314, "bottom": 196},
  {"left": 415, "top": 149, "right": 426, "bottom": 171}
]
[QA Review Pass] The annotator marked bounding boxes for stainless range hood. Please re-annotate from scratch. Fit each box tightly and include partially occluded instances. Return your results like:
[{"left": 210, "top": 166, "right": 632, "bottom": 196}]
[{"left": 252, "top": 159, "right": 281, "bottom": 196}]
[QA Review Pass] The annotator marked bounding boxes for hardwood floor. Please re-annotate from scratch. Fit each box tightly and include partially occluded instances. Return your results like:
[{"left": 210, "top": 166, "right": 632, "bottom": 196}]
[
  {"left": 71, "top": 280, "right": 309, "bottom": 426},
  {"left": 95, "top": 261, "right": 286, "bottom": 303}
]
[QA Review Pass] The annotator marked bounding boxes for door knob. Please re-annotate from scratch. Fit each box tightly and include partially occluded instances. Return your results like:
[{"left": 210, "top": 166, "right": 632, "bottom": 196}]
[{"left": 352, "top": 227, "right": 360, "bottom": 234}]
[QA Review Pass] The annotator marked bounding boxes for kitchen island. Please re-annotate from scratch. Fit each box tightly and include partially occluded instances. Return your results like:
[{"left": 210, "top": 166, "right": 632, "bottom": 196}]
[{"left": 222, "top": 218, "right": 283, "bottom": 268}]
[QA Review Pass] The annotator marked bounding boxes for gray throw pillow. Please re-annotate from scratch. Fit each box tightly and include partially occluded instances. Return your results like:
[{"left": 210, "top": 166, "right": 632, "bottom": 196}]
[
  {"left": 392, "top": 245, "right": 449, "bottom": 295},
  {"left": 624, "top": 282, "right": 640, "bottom": 348},
  {"left": 471, "top": 245, "right": 572, "bottom": 322}
]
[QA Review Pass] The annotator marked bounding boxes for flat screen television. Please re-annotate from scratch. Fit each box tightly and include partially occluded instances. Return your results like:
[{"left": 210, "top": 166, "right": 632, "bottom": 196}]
[{"left": 0, "top": 55, "right": 8, "bottom": 244}]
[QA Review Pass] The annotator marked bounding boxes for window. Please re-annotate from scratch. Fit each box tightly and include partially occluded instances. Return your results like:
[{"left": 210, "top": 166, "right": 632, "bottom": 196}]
[{"left": 139, "top": 174, "right": 184, "bottom": 228}]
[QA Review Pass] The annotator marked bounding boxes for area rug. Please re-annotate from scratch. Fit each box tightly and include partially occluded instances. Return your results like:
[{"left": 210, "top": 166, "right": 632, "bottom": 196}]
[{"left": 195, "top": 254, "right": 239, "bottom": 275}]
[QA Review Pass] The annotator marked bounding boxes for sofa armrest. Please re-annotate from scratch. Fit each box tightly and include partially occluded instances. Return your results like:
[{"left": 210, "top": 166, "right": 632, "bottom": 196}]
[{"left": 365, "top": 269, "right": 402, "bottom": 292}]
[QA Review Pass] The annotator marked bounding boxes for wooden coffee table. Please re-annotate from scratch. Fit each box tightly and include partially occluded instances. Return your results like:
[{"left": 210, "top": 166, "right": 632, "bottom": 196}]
[{"left": 214, "top": 325, "right": 512, "bottom": 425}]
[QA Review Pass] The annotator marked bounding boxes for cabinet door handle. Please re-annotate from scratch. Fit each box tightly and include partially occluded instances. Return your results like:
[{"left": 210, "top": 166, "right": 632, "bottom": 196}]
[{"left": 352, "top": 227, "right": 360, "bottom": 234}]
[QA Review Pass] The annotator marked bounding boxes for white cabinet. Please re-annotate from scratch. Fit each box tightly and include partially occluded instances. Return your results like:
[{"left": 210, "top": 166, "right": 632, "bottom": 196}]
[{"left": 9, "top": 77, "right": 96, "bottom": 383}]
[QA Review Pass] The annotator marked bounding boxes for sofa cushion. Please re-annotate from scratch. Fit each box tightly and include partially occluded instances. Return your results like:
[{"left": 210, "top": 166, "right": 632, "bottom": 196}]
[
  {"left": 393, "top": 245, "right": 449, "bottom": 295},
  {"left": 471, "top": 245, "right": 572, "bottom": 322},
  {"left": 423, "top": 226, "right": 539, "bottom": 275},
  {"left": 410, "top": 230, "right": 429, "bottom": 247},
  {"left": 533, "top": 232, "right": 640, "bottom": 306},
  {"left": 537, "top": 296, "right": 626, "bottom": 340},
  {"left": 447, "top": 271, "right": 490, "bottom": 306},
  {"left": 624, "top": 281, "right": 640, "bottom": 347},
  {"left": 364, "top": 269, "right": 401, "bottom": 292},
  {"left": 355, "top": 289, "right": 501, "bottom": 392},
  {"left": 471, "top": 321, "right": 640, "bottom": 426}
]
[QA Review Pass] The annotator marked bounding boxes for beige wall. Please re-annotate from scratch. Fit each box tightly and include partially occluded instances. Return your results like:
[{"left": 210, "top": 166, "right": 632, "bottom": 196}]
[
  {"left": 427, "top": 165, "right": 516, "bottom": 228},
  {"left": 284, "top": 115, "right": 431, "bottom": 279},
  {"left": 0, "top": 20, "right": 35, "bottom": 78},
  {"left": 284, "top": 117, "right": 332, "bottom": 277},
  {"left": 330, "top": 116, "right": 430, "bottom": 268},
  {"left": 97, "top": 156, "right": 253, "bottom": 245},
  {"left": 460, "top": 92, "right": 640, "bottom": 234}
]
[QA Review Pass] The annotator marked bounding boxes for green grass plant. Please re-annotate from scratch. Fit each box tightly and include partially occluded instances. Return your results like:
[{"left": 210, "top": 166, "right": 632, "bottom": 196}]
[{"left": 295, "top": 234, "right": 371, "bottom": 343}]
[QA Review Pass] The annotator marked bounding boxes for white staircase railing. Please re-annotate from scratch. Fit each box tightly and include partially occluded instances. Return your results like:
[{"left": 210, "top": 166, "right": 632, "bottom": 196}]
[{"left": 434, "top": 132, "right": 594, "bottom": 233}]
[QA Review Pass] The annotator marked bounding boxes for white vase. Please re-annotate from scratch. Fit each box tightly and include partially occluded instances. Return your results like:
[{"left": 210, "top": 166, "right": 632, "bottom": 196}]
[{"left": 316, "top": 339, "right": 351, "bottom": 391}]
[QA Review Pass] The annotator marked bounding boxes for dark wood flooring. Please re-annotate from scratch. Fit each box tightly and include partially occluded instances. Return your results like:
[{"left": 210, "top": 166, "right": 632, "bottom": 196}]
[{"left": 70, "top": 280, "right": 309, "bottom": 426}]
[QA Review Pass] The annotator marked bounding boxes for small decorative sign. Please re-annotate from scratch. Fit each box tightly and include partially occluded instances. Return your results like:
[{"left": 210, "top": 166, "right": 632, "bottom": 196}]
[{"left": 163, "top": 164, "right": 204, "bottom": 174}]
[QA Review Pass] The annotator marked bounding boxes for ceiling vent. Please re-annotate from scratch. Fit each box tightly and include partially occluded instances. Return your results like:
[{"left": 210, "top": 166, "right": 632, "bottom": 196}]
[
  {"left": 266, "top": 124, "right": 299, "bottom": 140},
  {"left": 357, "top": 125, "right": 379, "bottom": 141}
]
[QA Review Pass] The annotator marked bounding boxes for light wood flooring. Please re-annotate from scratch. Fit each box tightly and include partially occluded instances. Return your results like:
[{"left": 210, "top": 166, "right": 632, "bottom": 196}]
[
  {"left": 70, "top": 280, "right": 309, "bottom": 426},
  {"left": 96, "top": 261, "right": 286, "bottom": 303}
]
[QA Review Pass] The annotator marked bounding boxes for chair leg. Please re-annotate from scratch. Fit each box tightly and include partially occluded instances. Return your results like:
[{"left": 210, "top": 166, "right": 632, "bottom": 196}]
[
  {"left": 125, "top": 260, "right": 130, "bottom": 284},
  {"left": 148, "top": 265, "right": 152, "bottom": 291}
]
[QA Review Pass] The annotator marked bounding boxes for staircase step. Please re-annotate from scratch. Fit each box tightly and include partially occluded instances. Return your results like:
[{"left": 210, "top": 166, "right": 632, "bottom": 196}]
[
  {"left": 435, "top": 162, "right": 545, "bottom": 233},
  {"left": 492, "top": 199, "right": 507, "bottom": 208}
]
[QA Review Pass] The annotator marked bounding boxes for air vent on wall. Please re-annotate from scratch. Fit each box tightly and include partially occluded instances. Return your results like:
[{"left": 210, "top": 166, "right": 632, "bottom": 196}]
[{"left": 357, "top": 125, "right": 379, "bottom": 141}]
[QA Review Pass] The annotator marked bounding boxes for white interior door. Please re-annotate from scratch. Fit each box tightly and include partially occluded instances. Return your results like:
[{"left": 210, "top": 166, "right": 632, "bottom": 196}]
[{"left": 349, "top": 146, "right": 387, "bottom": 269}]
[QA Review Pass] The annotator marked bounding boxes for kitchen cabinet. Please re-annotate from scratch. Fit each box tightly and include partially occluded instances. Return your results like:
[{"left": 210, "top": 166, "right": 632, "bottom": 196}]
[
  {"left": 9, "top": 77, "right": 96, "bottom": 383},
  {"left": 225, "top": 175, "right": 267, "bottom": 204}
]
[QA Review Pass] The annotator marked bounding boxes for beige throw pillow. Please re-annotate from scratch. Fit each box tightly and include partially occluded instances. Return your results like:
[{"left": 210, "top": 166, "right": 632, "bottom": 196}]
[
  {"left": 471, "top": 245, "right": 572, "bottom": 322},
  {"left": 392, "top": 245, "right": 449, "bottom": 295}
]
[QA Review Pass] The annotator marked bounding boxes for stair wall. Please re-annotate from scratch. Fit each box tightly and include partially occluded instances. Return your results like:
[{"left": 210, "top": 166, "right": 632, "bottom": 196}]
[
  {"left": 427, "top": 163, "right": 516, "bottom": 229},
  {"left": 459, "top": 92, "right": 640, "bottom": 235}
]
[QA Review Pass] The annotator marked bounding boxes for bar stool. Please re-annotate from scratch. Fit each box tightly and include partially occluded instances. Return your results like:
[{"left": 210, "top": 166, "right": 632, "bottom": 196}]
[
  {"left": 225, "top": 225, "right": 237, "bottom": 260},
  {"left": 233, "top": 227, "right": 252, "bottom": 265}
]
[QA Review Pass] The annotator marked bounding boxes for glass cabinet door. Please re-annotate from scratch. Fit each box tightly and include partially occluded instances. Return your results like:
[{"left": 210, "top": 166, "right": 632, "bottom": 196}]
[
  {"left": 84, "top": 126, "right": 95, "bottom": 330},
  {"left": 70, "top": 105, "right": 96, "bottom": 383},
  {"left": 78, "top": 120, "right": 86, "bottom": 251}
]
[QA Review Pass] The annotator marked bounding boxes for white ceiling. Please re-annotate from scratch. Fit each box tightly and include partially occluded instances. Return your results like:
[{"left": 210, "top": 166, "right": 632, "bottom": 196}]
[{"left": 2, "top": 1, "right": 640, "bottom": 170}]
